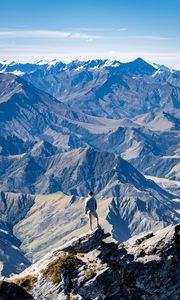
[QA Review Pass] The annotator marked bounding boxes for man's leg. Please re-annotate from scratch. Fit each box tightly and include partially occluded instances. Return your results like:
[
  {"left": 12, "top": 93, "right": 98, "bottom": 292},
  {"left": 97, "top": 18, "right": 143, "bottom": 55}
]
[
  {"left": 96, "top": 214, "right": 99, "bottom": 226},
  {"left": 93, "top": 211, "right": 99, "bottom": 226},
  {"left": 89, "top": 213, "right": 92, "bottom": 230}
]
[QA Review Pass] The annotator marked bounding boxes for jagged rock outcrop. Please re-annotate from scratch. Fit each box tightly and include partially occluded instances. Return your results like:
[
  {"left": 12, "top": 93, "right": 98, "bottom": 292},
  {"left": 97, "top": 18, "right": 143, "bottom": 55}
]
[
  {"left": 52, "top": 227, "right": 110, "bottom": 254},
  {"left": 2, "top": 223, "right": 179, "bottom": 300}
]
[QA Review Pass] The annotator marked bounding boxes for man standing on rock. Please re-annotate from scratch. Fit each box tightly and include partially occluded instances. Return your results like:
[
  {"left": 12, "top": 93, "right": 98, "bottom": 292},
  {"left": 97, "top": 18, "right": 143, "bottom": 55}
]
[{"left": 85, "top": 191, "right": 99, "bottom": 230}]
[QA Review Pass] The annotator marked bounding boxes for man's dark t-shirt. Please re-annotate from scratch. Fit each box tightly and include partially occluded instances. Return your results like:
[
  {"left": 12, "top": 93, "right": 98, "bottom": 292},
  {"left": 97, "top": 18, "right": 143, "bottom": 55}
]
[{"left": 85, "top": 196, "right": 97, "bottom": 212}]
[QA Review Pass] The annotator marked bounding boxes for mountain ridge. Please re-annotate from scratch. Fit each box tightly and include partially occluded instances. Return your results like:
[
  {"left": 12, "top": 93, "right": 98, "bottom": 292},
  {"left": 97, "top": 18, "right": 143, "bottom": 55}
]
[{"left": 1, "top": 223, "right": 179, "bottom": 300}]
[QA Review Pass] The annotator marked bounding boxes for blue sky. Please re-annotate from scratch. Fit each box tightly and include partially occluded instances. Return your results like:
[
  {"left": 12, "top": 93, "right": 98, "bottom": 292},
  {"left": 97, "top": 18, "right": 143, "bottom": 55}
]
[{"left": 0, "top": 0, "right": 180, "bottom": 68}]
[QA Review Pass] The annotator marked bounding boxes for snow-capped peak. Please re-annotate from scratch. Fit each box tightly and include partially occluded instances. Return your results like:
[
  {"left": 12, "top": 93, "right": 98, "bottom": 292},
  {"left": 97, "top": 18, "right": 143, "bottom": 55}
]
[
  {"left": 36, "top": 59, "right": 63, "bottom": 69},
  {"left": 87, "top": 59, "right": 121, "bottom": 70},
  {"left": 1, "top": 59, "right": 16, "bottom": 66},
  {"left": 47, "top": 59, "right": 60, "bottom": 67},
  {"left": 36, "top": 60, "right": 49, "bottom": 65},
  {"left": 103, "top": 60, "right": 120, "bottom": 67},
  {"left": 152, "top": 63, "right": 171, "bottom": 72},
  {"left": 152, "top": 68, "right": 162, "bottom": 77}
]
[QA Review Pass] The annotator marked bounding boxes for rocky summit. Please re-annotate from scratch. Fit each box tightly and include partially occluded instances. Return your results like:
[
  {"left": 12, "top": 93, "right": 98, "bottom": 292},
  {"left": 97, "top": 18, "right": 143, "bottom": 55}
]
[{"left": 1, "top": 223, "right": 179, "bottom": 300}]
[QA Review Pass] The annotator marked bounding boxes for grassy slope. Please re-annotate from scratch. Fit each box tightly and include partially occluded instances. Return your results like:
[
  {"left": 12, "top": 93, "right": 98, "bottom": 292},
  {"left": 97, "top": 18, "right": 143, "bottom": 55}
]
[{"left": 14, "top": 192, "right": 112, "bottom": 263}]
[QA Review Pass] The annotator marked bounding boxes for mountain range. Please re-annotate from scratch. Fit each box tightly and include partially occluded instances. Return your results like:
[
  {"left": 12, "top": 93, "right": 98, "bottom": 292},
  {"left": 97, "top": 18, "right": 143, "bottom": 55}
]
[
  {"left": 0, "top": 64, "right": 179, "bottom": 180},
  {"left": 0, "top": 57, "right": 179, "bottom": 277},
  {"left": 1, "top": 58, "right": 180, "bottom": 119}
]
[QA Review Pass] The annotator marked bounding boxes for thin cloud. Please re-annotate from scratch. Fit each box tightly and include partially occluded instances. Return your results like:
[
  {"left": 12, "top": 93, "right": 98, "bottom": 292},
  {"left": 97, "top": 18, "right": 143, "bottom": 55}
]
[
  {"left": 75, "top": 27, "right": 129, "bottom": 33},
  {"left": 73, "top": 27, "right": 120, "bottom": 32},
  {"left": 117, "top": 28, "right": 128, "bottom": 31},
  {"left": 127, "top": 35, "right": 171, "bottom": 41},
  {"left": 0, "top": 30, "right": 101, "bottom": 41}
]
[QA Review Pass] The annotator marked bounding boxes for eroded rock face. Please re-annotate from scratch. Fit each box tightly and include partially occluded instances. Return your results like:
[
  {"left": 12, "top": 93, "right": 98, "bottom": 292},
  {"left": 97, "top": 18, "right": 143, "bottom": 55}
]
[{"left": 3, "top": 224, "right": 180, "bottom": 300}]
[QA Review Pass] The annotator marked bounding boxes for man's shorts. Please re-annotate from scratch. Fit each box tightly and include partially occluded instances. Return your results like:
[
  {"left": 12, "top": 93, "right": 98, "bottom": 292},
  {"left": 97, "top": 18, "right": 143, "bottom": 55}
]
[{"left": 88, "top": 211, "right": 98, "bottom": 218}]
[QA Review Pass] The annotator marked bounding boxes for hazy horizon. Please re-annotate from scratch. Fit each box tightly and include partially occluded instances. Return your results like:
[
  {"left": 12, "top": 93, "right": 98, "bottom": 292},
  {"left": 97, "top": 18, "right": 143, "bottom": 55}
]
[
  {"left": 0, "top": 56, "right": 179, "bottom": 71},
  {"left": 0, "top": 0, "right": 180, "bottom": 69}
]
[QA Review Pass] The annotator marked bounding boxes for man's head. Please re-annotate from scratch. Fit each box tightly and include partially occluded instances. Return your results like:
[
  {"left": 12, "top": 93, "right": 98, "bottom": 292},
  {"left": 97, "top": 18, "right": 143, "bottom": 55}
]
[{"left": 88, "top": 191, "right": 93, "bottom": 197}]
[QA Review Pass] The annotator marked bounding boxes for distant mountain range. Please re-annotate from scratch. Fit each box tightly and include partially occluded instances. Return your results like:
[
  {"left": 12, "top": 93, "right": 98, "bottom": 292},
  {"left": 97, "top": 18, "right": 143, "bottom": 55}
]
[
  {"left": 0, "top": 58, "right": 179, "bottom": 276},
  {"left": 0, "top": 57, "right": 179, "bottom": 119},
  {"left": 0, "top": 66, "right": 179, "bottom": 180}
]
